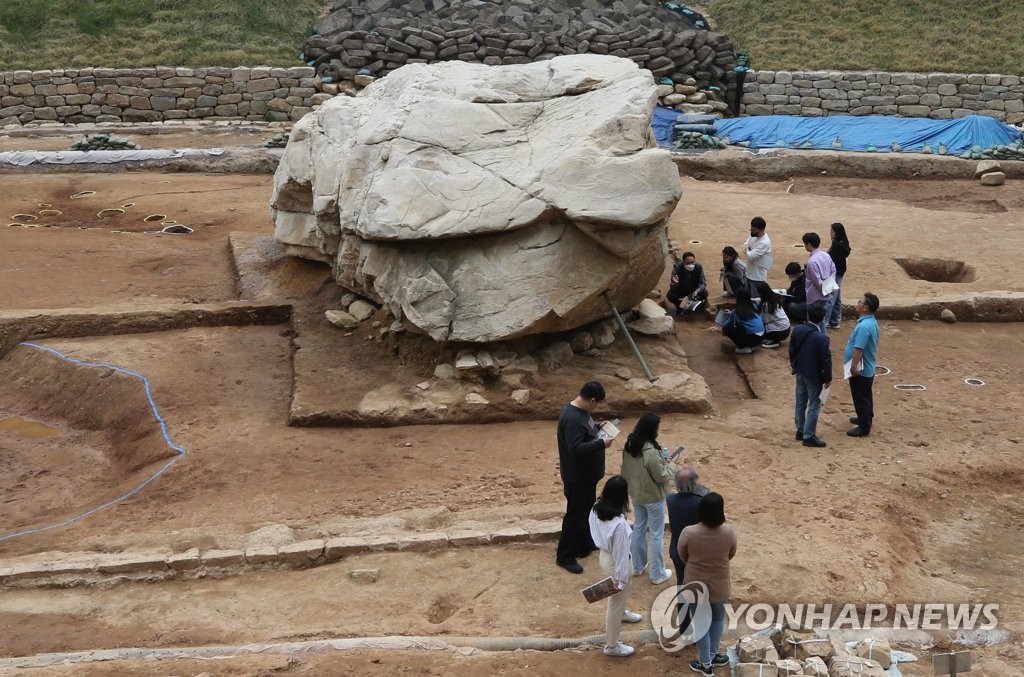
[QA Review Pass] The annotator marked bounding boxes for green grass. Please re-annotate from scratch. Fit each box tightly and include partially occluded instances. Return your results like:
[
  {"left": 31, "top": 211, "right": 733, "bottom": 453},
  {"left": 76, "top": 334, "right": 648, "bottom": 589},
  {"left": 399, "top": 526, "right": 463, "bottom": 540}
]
[
  {"left": 0, "top": 0, "right": 323, "bottom": 69},
  {"left": 2, "top": 0, "right": 1023, "bottom": 73},
  {"left": 706, "top": 0, "right": 1024, "bottom": 74}
]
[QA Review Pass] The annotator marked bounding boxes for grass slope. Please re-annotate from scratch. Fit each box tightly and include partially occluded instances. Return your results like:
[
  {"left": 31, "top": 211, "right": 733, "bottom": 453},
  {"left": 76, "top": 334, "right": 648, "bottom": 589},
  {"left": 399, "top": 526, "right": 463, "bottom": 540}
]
[
  {"left": 1, "top": 0, "right": 1022, "bottom": 74},
  {"left": 0, "top": 0, "right": 324, "bottom": 70},
  {"left": 706, "top": 0, "right": 1024, "bottom": 74}
]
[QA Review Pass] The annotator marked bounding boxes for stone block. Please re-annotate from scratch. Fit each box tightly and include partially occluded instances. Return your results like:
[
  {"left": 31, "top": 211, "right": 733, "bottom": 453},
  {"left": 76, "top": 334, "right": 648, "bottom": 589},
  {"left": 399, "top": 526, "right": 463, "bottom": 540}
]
[
  {"left": 277, "top": 539, "right": 325, "bottom": 564},
  {"left": 350, "top": 568, "right": 380, "bottom": 582},
  {"left": 397, "top": 532, "right": 447, "bottom": 551},
  {"left": 32, "top": 107, "right": 58, "bottom": 120},
  {"left": 324, "top": 537, "right": 366, "bottom": 560},
  {"left": 528, "top": 521, "right": 562, "bottom": 541},
  {"left": 898, "top": 105, "right": 932, "bottom": 117},
  {"left": 97, "top": 553, "right": 169, "bottom": 574},
  {"left": 151, "top": 96, "right": 176, "bottom": 111},
  {"left": 166, "top": 549, "right": 201, "bottom": 570},
  {"left": 362, "top": 535, "right": 400, "bottom": 551},
  {"left": 247, "top": 78, "right": 278, "bottom": 93},
  {"left": 214, "top": 104, "right": 238, "bottom": 116},
  {"left": 490, "top": 527, "right": 529, "bottom": 543},
  {"left": 200, "top": 549, "right": 246, "bottom": 567},
  {"left": 446, "top": 529, "right": 492, "bottom": 546},
  {"left": 980, "top": 172, "right": 1006, "bottom": 186}
]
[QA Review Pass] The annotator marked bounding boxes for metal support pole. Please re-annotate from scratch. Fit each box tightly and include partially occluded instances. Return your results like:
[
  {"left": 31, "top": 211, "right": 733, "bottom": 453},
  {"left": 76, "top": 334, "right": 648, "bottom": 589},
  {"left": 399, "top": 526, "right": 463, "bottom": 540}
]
[{"left": 602, "top": 291, "right": 656, "bottom": 382}]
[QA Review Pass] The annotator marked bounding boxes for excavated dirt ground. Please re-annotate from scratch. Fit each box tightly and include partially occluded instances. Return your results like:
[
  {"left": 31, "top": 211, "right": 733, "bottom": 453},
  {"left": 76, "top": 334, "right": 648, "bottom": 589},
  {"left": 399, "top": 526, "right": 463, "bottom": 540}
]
[{"left": 1, "top": 162, "right": 1023, "bottom": 675}]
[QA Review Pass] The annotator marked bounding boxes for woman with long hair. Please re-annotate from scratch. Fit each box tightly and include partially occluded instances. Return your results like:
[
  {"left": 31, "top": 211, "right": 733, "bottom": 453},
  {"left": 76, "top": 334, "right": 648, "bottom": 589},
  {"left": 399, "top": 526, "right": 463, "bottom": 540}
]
[
  {"left": 677, "top": 492, "right": 738, "bottom": 675},
  {"left": 589, "top": 475, "right": 643, "bottom": 657},
  {"left": 719, "top": 246, "right": 747, "bottom": 297},
  {"left": 620, "top": 413, "right": 674, "bottom": 586},
  {"left": 753, "top": 281, "right": 792, "bottom": 348},
  {"left": 721, "top": 286, "right": 764, "bottom": 354},
  {"left": 826, "top": 222, "right": 852, "bottom": 329}
]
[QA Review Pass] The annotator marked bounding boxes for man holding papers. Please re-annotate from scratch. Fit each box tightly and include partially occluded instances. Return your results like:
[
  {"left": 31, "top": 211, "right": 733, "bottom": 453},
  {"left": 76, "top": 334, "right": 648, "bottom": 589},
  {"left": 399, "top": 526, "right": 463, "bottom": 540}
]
[{"left": 845, "top": 293, "right": 881, "bottom": 437}]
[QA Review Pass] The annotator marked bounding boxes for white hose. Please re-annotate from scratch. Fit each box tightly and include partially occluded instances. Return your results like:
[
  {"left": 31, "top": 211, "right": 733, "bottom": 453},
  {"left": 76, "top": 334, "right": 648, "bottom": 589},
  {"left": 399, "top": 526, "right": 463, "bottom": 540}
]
[{"left": 0, "top": 630, "right": 660, "bottom": 669}]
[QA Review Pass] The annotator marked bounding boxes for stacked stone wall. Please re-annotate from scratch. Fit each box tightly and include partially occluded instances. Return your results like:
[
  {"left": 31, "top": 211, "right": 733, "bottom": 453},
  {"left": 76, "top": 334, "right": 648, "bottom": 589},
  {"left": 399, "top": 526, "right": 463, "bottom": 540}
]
[
  {"left": 303, "top": 0, "right": 737, "bottom": 95},
  {"left": 0, "top": 66, "right": 329, "bottom": 128},
  {"left": 740, "top": 70, "right": 1024, "bottom": 124}
]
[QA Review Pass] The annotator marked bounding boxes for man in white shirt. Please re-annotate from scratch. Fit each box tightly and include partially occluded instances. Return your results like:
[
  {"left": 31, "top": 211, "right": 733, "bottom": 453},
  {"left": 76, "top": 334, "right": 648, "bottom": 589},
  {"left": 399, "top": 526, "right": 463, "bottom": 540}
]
[{"left": 742, "top": 216, "right": 773, "bottom": 296}]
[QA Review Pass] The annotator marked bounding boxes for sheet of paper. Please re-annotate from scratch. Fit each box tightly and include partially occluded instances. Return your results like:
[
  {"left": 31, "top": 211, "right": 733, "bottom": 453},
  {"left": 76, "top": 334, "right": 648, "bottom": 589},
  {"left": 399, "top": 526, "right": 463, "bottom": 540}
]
[
  {"left": 819, "top": 386, "right": 831, "bottom": 405},
  {"left": 843, "top": 359, "right": 864, "bottom": 379}
]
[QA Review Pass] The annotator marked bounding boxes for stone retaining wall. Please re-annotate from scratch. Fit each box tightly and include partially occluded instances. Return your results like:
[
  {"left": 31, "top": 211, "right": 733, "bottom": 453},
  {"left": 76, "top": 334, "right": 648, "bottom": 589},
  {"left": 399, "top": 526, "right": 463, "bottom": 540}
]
[
  {"left": 740, "top": 70, "right": 1024, "bottom": 124},
  {"left": 0, "top": 66, "right": 330, "bottom": 128}
]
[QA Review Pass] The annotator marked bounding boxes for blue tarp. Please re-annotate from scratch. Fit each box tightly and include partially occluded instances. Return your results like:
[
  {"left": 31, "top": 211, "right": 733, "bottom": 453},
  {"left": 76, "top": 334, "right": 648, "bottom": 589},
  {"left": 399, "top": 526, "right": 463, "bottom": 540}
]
[{"left": 712, "top": 114, "right": 1021, "bottom": 154}]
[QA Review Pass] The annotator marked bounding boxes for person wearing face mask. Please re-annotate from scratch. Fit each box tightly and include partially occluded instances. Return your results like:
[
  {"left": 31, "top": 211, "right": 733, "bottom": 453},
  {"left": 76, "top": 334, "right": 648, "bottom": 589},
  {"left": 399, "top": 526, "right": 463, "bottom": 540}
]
[
  {"left": 782, "top": 261, "right": 808, "bottom": 323},
  {"left": 667, "top": 251, "right": 708, "bottom": 315}
]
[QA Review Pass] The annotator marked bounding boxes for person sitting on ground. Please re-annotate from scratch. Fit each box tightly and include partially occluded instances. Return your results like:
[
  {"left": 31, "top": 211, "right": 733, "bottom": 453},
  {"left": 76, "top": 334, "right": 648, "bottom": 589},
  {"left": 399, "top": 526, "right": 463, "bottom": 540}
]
[
  {"left": 588, "top": 475, "right": 644, "bottom": 658},
  {"left": 719, "top": 246, "right": 747, "bottom": 297},
  {"left": 753, "top": 281, "right": 792, "bottom": 348},
  {"left": 720, "top": 287, "right": 764, "bottom": 354},
  {"left": 620, "top": 412, "right": 674, "bottom": 586},
  {"left": 678, "top": 492, "right": 737, "bottom": 675},
  {"left": 666, "top": 251, "right": 708, "bottom": 315},
  {"left": 782, "top": 261, "right": 808, "bottom": 323}
]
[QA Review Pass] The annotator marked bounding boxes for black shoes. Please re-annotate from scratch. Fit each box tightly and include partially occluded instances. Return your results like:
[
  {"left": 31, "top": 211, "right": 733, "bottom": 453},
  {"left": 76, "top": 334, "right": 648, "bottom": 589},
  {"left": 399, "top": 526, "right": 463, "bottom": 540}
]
[
  {"left": 849, "top": 417, "right": 860, "bottom": 425},
  {"left": 557, "top": 560, "right": 584, "bottom": 574},
  {"left": 712, "top": 653, "right": 731, "bottom": 666},
  {"left": 847, "top": 427, "right": 869, "bottom": 437},
  {"left": 795, "top": 431, "right": 803, "bottom": 441},
  {"left": 802, "top": 436, "right": 827, "bottom": 447}
]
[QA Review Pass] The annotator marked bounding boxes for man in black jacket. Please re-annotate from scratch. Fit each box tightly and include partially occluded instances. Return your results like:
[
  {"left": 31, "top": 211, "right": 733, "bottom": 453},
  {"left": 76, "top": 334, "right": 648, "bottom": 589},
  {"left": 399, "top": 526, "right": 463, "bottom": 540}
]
[{"left": 555, "top": 381, "right": 613, "bottom": 574}]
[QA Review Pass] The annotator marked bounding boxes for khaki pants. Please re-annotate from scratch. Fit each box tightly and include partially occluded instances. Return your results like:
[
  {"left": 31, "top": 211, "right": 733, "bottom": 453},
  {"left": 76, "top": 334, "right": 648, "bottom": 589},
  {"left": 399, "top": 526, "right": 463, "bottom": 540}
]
[{"left": 599, "top": 550, "right": 631, "bottom": 647}]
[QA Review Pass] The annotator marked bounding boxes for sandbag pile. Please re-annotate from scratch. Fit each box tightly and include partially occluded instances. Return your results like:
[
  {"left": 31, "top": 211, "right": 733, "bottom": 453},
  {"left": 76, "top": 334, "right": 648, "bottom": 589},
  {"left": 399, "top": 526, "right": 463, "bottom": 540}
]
[
  {"left": 70, "top": 133, "right": 140, "bottom": 151},
  {"left": 265, "top": 132, "right": 290, "bottom": 148},
  {"left": 958, "top": 136, "right": 1024, "bottom": 160},
  {"left": 302, "top": 0, "right": 737, "bottom": 96},
  {"left": 733, "top": 627, "right": 891, "bottom": 677}
]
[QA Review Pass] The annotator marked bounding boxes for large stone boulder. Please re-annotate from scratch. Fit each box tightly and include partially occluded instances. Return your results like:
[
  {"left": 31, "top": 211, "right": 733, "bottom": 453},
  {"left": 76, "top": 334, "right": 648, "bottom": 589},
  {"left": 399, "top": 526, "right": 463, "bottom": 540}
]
[{"left": 272, "top": 55, "right": 681, "bottom": 342}]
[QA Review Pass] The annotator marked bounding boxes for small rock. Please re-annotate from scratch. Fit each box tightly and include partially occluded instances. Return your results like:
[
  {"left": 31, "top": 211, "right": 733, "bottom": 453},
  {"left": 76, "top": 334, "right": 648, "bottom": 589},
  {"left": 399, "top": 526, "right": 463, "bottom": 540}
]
[
  {"left": 389, "top": 320, "right": 405, "bottom": 334},
  {"left": 568, "top": 330, "right": 594, "bottom": 353},
  {"left": 980, "top": 171, "right": 1005, "bottom": 186},
  {"left": 465, "top": 393, "right": 489, "bottom": 405},
  {"left": 325, "top": 309, "right": 359, "bottom": 329},
  {"left": 350, "top": 568, "right": 380, "bottom": 583},
  {"left": 627, "top": 315, "right": 675, "bottom": 336},
  {"left": 615, "top": 367, "right": 633, "bottom": 380},
  {"left": 510, "top": 389, "right": 530, "bottom": 404},
  {"left": 636, "top": 298, "right": 667, "bottom": 318},
  {"left": 502, "top": 356, "right": 538, "bottom": 375},
  {"left": 974, "top": 159, "right": 1002, "bottom": 178},
  {"left": 416, "top": 381, "right": 430, "bottom": 390},
  {"left": 535, "top": 341, "right": 575, "bottom": 371},
  {"left": 348, "top": 299, "right": 377, "bottom": 321},
  {"left": 434, "top": 363, "right": 455, "bottom": 379},
  {"left": 455, "top": 352, "right": 481, "bottom": 371},
  {"left": 912, "top": 313, "right": 921, "bottom": 322},
  {"left": 339, "top": 292, "right": 358, "bottom": 307},
  {"left": 940, "top": 308, "right": 957, "bottom": 323},
  {"left": 591, "top": 321, "right": 616, "bottom": 348}
]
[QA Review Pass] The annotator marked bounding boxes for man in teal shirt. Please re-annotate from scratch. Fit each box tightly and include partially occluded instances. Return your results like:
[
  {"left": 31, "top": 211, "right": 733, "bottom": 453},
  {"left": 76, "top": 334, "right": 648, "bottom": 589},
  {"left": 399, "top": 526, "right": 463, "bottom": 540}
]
[{"left": 845, "top": 293, "right": 880, "bottom": 436}]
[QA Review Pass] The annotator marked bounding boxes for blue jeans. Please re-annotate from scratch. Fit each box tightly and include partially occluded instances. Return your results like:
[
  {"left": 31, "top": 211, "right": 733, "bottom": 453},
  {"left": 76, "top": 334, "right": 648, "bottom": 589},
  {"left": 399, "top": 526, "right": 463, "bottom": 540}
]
[
  {"left": 795, "top": 374, "right": 824, "bottom": 439},
  {"left": 825, "top": 274, "right": 844, "bottom": 326},
  {"left": 630, "top": 500, "right": 669, "bottom": 580},
  {"left": 693, "top": 601, "right": 727, "bottom": 664}
]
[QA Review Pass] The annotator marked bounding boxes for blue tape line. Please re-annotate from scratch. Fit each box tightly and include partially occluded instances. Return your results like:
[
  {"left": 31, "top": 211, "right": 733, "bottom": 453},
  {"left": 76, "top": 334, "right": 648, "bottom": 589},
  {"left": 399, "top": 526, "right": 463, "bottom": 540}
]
[{"left": 0, "top": 342, "right": 187, "bottom": 542}]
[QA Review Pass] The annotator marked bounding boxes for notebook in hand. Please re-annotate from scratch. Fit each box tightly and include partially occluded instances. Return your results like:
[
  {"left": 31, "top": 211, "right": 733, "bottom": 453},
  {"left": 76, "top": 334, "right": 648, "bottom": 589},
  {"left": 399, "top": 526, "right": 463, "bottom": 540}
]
[{"left": 581, "top": 576, "right": 620, "bottom": 604}]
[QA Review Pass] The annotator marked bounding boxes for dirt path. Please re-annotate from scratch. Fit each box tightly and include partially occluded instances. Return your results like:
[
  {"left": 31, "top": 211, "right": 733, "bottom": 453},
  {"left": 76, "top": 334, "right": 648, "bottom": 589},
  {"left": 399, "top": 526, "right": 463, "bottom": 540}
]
[{"left": 1, "top": 170, "right": 1022, "bottom": 673}]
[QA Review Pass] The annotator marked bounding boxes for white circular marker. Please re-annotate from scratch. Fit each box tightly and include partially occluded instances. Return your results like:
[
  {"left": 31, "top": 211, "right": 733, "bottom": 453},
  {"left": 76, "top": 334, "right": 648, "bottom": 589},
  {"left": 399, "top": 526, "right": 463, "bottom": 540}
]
[{"left": 964, "top": 378, "right": 985, "bottom": 386}]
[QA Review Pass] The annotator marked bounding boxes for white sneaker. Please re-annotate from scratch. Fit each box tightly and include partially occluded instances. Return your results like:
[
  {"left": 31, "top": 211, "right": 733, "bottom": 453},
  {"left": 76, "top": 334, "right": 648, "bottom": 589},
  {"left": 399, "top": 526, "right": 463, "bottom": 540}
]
[
  {"left": 622, "top": 609, "right": 643, "bottom": 623},
  {"left": 603, "top": 642, "right": 635, "bottom": 657},
  {"left": 761, "top": 341, "right": 780, "bottom": 349},
  {"left": 651, "top": 569, "right": 673, "bottom": 585},
  {"left": 734, "top": 346, "right": 755, "bottom": 354}
]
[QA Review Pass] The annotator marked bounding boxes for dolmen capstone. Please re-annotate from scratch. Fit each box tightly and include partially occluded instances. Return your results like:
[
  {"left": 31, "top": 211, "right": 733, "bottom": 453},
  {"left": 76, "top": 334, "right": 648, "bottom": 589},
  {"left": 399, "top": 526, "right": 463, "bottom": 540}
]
[{"left": 271, "top": 54, "right": 681, "bottom": 342}]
